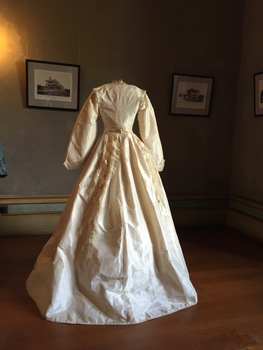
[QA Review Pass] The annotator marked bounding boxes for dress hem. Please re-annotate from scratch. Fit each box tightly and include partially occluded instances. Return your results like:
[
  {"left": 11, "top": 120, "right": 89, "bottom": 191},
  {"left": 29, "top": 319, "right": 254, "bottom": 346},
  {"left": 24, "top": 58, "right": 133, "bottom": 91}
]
[{"left": 44, "top": 300, "right": 197, "bottom": 326}]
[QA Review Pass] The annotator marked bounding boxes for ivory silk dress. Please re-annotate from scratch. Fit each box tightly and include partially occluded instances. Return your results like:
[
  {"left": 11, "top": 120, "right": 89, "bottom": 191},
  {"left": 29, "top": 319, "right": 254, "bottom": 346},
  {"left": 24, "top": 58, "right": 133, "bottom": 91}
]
[{"left": 26, "top": 81, "right": 197, "bottom": 325}]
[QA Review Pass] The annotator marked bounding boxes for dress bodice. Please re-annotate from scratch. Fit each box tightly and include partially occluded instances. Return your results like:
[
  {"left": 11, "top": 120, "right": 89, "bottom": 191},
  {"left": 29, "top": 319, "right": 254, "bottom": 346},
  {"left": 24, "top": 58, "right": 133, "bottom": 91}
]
[
  {"left": 63, "top": 82, "right": 165, "bottom": 172},
  {"left": 94, "top": 82, "right": 145, "bottom": 129}
]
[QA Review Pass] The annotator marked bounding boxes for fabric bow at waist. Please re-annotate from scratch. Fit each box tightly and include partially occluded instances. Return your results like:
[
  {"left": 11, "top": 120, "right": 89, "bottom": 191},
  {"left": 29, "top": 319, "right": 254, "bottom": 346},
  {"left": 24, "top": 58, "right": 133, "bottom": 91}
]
[{"left": 104, "top": 126, "right": 133, "bottom": 134}]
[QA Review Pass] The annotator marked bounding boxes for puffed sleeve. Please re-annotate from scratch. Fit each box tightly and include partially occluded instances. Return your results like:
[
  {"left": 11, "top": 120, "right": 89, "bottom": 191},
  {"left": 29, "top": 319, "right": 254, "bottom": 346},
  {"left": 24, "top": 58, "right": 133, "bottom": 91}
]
[
  {"left": 63, "top": 91, "right": 99, "bottom": 170},
  {"left": 137, "top": 92, "right": 165, "bottom": 172}
]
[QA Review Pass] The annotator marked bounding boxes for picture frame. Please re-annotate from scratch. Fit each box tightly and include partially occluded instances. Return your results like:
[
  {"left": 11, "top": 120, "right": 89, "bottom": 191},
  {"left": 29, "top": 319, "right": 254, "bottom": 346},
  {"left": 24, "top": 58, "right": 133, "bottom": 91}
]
[
  {"left": 170, "top": 73, "right": 214, "bottom": 116},
  {"left": 26, "top": 59, "right": 80, "bottom": 111},
  {"left": 254, "top": 72, "right": 263, "bottom": 116}
]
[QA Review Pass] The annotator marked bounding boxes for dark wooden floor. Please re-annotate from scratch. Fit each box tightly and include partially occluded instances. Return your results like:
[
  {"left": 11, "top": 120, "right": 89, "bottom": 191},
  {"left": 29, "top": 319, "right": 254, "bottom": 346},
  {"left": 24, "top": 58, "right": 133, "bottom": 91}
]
[{"left": 0, "top": 226, "right": 263, "bottom": 350}]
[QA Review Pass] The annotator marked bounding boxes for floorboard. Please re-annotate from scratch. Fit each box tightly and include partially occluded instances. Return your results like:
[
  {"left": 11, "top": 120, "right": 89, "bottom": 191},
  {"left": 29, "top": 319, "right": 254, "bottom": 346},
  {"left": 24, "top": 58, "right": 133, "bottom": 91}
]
[{"left": 0, "top": 226, "right": 262, "bottom": 350}]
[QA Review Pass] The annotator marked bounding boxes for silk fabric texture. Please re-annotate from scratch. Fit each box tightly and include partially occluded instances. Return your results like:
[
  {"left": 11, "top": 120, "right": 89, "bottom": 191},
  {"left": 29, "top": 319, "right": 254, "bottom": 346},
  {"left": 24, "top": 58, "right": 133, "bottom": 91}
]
[{"left": 26, "top": 82, "right": 197, "bottom": 325}]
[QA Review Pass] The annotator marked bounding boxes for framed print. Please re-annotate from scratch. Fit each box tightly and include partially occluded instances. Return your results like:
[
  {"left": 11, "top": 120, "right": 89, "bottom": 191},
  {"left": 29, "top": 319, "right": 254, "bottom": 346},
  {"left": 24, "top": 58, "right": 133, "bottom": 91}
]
[
  {"left": 26, "top": 59, "right": 80, "bottom": 111},
  {"left": 170, "top": 73, "right": 214, "bottom": 116},
  {"left": 254, "top": 72, "right": 263, "bottom": 116}
]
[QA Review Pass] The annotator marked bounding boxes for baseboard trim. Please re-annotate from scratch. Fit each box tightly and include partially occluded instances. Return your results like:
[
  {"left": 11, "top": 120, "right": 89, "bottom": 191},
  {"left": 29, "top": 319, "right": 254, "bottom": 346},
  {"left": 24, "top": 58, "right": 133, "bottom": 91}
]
[
  {"left": 0, "top": 194, "right": 69, "bottom": 205},
  {"left": 227, "top": 208, "right": 263, "bottom": 242},
  {"left": 0, "top": 213, "right": 61, "bottom": 236},
  {"left": 1, "top": 194, "right": 263, "bottom": 240},
  {"left": 227, "top": 195, "right": 263, "bottom": 242},
  {"left": 0, "top": 194, "right": 229, "bottom": 212},
  {"left": 229, "top": 195, "right": 263, "bottom": 220},
  {"left": 0, "top": 194, "right": 229, "bottom": 236},
  {"left": 171, "top": 207, "right": 228, "bottom": 227}
]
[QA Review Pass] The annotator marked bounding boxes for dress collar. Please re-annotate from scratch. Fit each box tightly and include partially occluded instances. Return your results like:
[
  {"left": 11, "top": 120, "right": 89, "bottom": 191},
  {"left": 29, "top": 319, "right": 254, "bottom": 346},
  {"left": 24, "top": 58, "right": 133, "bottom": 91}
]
[{"left": 112, "top": 79, "right": 124, "bottom": 84}]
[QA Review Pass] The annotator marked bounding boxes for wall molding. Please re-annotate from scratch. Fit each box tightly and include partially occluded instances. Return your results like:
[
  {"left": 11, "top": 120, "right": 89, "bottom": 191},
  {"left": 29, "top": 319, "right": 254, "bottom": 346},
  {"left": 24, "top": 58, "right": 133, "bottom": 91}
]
[
  {"left": 0, "top": 194, "right": 228, "bottom": 236},
  {"left": 0, "top": 194, "right": 69, "bottom": 205},
  {"left": 0, "top": 212, "right": 61, "bottom": 236},
  {"left": 229, "top": 195, "right": 263, "bottom": 220},
  {"left": 1, "top": 194, "right": 263, "bottom": 240},
  {"left": 0, "top": 195, "right": 69, "bottom": 235},
  {"left": 228, "top": 195, "right": 263, "bottom": 242},
  {"left": 0, "top": 195, "right": 68, "bottom": 217}
]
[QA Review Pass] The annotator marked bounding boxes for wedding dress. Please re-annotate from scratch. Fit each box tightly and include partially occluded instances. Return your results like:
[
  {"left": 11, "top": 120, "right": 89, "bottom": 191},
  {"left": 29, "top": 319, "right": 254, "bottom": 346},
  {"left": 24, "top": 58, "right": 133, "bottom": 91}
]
[{"left": 26, "top": 81, "right": 197, "bottom": 325}]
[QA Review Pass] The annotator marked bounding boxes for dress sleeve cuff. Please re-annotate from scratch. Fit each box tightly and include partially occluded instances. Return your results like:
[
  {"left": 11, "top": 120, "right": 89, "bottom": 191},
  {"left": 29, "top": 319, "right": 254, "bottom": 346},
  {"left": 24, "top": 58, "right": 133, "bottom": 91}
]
[
  {"left": 63, "top": 158, "right": 80, "bottom": 170},
  {"left": 158, "top": 159, "right": 165, "bottom": 172}
]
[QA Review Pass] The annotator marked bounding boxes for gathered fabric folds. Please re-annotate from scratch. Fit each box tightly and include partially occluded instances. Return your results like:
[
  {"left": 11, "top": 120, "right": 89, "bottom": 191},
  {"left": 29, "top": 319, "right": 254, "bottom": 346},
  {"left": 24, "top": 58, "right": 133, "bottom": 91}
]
[{"left": 26, "top": 81, "right": 197, "bottom": 325}]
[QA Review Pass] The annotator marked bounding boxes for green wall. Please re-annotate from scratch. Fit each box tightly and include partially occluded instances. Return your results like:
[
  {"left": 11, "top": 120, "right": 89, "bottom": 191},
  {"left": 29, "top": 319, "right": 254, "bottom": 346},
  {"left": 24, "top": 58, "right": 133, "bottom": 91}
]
[
  {"left": 231, "top": 0, "right": 263, "bottom": 204},
  {"left": 0, "top": 0, "right": 244, "bottom": 197}
]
